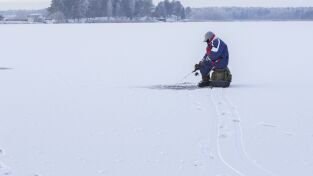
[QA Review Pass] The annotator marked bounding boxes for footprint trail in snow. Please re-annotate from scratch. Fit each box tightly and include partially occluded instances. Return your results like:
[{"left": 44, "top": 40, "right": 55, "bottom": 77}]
[
  {"left": 0, "top": 150, "right": 12, "bottom": 176},
  {"left": 210, "top": 88, "right": 276, "bottom": 176}
]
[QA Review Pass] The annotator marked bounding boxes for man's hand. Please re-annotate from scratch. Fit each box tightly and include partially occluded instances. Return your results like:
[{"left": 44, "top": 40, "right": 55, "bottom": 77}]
[
  {"left": 194, "top": 64, "right": 200, "bottom": 72},
  {"left": 194, "top": 64, "right": 200, "bottom": 70},
  {"left": 194, "top": 61, "right": 203, "bottom": 72}
]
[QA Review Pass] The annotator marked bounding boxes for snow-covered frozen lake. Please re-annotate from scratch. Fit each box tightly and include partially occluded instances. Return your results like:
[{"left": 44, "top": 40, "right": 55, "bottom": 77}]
[{"left": 0, "top": 22, "right": 313, "bottom": 176}]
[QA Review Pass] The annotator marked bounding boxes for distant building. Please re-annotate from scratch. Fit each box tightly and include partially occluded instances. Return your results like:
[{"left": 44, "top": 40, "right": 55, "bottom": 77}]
[
  {"left": 3, "top": 15, "right": 28, "bottom": 23},
  {"left": 27, "top": 14, "right": 45, "bottom": 23},
  {"left": 157, "top": 18, "right": 166, "bottom": 22}
]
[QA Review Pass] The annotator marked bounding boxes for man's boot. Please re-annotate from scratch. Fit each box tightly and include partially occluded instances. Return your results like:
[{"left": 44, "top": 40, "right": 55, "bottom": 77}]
[{"left": 198, "top": 75, "right": 211, "bottom": 87}]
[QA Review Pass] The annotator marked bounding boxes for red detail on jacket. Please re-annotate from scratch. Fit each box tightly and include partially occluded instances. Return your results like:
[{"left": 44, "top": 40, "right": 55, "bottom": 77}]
[
  {"left": 206, "top": 47, "right": 212, "bottom": 55},
  {"left": 210, "top": 58, "right": 222, "bottom": 67},
  {"left": 206, "top": 34, "right": 215, "bottom": 55}
]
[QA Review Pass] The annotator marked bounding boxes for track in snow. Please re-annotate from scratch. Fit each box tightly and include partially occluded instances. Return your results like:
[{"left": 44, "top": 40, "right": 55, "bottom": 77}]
[
  {"left": 210, "top": 88, "right": 276, "bottom": 176},
  {"left": 0, "top": 163, "right": 12, "bottom": 176}
]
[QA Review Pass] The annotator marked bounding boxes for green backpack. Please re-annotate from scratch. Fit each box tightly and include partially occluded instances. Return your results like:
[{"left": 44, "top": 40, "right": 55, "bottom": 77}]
[{"left": 210, "top": 68, "right": 232, "bottom": 87}]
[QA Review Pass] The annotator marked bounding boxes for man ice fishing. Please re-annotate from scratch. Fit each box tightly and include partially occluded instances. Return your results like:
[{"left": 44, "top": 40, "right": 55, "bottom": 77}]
[{"left": 195, "top": 31, "right": 231, "bottom": 87}]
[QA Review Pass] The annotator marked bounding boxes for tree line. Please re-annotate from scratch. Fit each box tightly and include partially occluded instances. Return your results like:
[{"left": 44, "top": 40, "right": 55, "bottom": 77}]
[
  {"left": 48, "top": 0, "right": 188, "bottom": 20},
  {"left": 190, "top": 7, "right": 313, "bottom": 21}
]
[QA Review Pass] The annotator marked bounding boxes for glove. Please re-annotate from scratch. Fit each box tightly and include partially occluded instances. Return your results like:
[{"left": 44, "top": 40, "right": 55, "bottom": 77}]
[
  {"left": 194, "top": 61, "right": 204, "bottom": 71},
  {"left": 194, "top": 64, "right": 200, "bottom": 71}
]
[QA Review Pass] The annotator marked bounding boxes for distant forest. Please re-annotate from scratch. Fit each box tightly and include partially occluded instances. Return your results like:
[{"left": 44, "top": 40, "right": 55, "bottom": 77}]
[
  {"left": 1, "top": 3, "right": 313, "bottom": 22},
  {"left": 48, "top": 0, "right": 188, "bottom": 20},
  {"left": 190, "top": 7, "right": 313, "bottom": 21},
  {"left": 47, "top": 1, "right": 313, "bottom": 21}
]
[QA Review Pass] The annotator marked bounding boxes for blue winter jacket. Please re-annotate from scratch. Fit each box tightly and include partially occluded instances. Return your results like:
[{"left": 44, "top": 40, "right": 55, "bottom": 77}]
[{"left": 202, "top": 36, "right": 229, "bottom": 69}]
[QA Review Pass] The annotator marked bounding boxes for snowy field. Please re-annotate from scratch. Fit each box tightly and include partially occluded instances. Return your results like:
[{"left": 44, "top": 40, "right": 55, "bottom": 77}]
[{"left": 0, "top": 22, "right": 313, "bottom": 176}]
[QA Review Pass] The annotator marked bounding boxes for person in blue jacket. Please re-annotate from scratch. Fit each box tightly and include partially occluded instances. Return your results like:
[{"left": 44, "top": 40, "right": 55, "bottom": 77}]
[{"left": 195, "top": 31, "right": 229, "bottom": 87}]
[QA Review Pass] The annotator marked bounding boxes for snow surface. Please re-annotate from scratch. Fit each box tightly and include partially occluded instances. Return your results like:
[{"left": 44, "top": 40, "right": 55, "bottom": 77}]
[{"left": 0, "top": 22, "right": 313, "bottom": 176}]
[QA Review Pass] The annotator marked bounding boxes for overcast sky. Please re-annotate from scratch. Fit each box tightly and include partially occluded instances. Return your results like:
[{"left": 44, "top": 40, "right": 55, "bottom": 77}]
[{"left": 1, "top": 0, "right": 313, "bottom": 10}]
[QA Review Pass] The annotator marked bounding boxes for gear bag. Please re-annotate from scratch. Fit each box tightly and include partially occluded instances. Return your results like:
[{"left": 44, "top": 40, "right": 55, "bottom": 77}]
[{"left": 210, "top": 67, "right": 232, "bottom": 87}]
